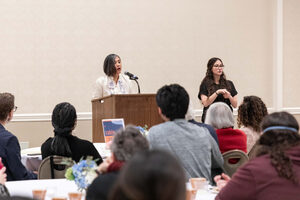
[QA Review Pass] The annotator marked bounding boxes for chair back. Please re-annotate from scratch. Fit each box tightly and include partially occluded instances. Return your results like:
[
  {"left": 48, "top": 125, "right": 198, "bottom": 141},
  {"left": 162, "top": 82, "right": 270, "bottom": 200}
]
[
  {"left": 222, "top": 150, "right": 249, "bottom": 177},
  {"left": 248, "top": 141, "right": 261, "bottom": 160},
  {"left": 38, "top": 156, "right": 72, "bottom": 179}
]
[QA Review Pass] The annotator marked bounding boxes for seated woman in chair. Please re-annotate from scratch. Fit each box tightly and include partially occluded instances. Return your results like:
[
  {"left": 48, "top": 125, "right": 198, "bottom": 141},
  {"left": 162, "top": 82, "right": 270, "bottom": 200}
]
[
  {"left": 215, "top": 111, "right": 300, "bottom": 200},
  {"left": 205, "top": 102, "right": 247, "bottom": 154},
  {"left": 86, "top": 125, "right": 149, "bottom": 200},
  {"left": 237, "top": 95, "right": 268, "bottom": 153},
  {"left": 41, "top": 102, "right": 103, "bottom": 165}
]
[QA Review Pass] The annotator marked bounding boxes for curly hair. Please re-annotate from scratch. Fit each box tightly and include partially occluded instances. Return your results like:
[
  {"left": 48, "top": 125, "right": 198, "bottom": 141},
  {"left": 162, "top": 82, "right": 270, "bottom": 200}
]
[
  {"left": 256, "top": 112, "right": 300, "bottom": 184},
  {"left": 237, "top": 96, "right": 268, "bottom": 132},
  {"left": 200, "top": 57, "right": 231, "bottom": 96}
]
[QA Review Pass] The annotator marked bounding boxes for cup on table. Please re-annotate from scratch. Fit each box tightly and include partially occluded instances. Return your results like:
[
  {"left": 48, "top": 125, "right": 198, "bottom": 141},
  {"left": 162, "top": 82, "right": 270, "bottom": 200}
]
[
  {"left": 186, "top": 188, "right": 197, "bottom": 200},
  {"left": 52, "top": 198, "right": 67, "bottom": 200},
  {"left": 68, "top": 192, "right": 83, "bottom": 200},
  {"left": 32, "top": 189, "right": 47, "bottom": 200},
  {"left": 189, "top": 177, "right": 208, "bottom": 191}
]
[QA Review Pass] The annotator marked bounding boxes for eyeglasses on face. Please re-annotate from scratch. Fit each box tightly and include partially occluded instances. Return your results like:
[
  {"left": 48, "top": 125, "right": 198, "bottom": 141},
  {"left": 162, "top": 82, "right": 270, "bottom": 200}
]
[
  {"left": 13, "top": 106, "right": 18, "bottom": 112},
  {"left": 213, "top": 64, "right": 225, "bottom": 68}
]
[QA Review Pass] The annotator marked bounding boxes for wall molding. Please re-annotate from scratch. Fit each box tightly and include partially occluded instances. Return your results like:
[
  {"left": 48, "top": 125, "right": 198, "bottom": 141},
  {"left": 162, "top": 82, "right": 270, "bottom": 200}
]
[
  {"left": 12, "top": 112, "right": 92, "bottom": 122},
  {"left": 12, "top": 107, "right": 300, "bottom": 122}
]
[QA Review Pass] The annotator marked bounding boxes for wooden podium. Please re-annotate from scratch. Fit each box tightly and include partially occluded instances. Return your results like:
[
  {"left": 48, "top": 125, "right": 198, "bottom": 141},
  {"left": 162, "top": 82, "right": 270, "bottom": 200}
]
[{"left": 91, "top": 94, "right": 163, "bottom": 142}]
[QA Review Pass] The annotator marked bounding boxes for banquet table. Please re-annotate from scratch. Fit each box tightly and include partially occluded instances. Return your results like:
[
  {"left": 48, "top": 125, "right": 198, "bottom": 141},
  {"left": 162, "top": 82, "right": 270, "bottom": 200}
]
[
  {"left": 6, "top": 178, "right": 217, "bottom": 200},
  {"left": 21, "top": 143, "right": 111, "bottom": 171},
  {"left": 195, "top": 189, "right": 217, "bottom": 200},
  {"left": 186, "top": 182, "right": 217, "bottom": 200},
  {"left": 6, "top": 179, "right": 81, "bottom": 199}
]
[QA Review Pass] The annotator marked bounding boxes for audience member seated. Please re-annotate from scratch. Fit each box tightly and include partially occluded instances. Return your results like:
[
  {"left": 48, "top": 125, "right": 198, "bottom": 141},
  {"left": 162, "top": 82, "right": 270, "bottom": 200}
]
[
  {"left": 41, "top": 102, "right": 103, "bottom": 165},
  {"left": 0, "top": 159, "right": 10, "bottom": 197},
  {"left": 147, "top": 84, "right": 223, "bottom": 183},
  {"left": 215, "top": 111, "right": 300, "bottom": 200},
  {"left": 0, "top": 93, "right": 37, "bottom": 181},
  {"left": 237, "top": 95, "right": 268, "bottom": 152},
  {"left": 205, "top": 102, "right": 247, "bottom": 154},
  {"left": 186, "top": 105, "right": 219, "bottom": 145},
  {"left": 109, "top": 149, "right": 186, "bottom": 200},
  {"left": 86, "top": 125, "right": 149, "bottom": 200}
]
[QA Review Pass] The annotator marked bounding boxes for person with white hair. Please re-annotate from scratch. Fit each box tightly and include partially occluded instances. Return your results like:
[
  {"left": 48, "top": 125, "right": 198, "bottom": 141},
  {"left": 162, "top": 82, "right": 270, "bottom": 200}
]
[{"left": 205, "top": 102, "right": 247, "bottom": 154}]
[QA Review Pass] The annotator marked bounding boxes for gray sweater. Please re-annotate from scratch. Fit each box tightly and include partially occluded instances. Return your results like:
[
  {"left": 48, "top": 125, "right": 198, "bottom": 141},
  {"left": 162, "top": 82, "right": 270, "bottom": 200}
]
[{"left": 148, "top": 119, "right": 223, "bottom": 183}]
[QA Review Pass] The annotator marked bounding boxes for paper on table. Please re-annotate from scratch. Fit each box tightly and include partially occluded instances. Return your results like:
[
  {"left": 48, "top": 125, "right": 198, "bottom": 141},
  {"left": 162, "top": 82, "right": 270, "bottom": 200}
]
[{"left": 21, "top": 147, "right": 41, "bottom": 156}]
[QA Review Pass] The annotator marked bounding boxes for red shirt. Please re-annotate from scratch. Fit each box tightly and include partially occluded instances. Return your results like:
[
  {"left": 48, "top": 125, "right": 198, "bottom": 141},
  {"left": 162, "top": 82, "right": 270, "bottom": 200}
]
[{"left": 216, "top": 128, "right": 247, "bottom": 154}]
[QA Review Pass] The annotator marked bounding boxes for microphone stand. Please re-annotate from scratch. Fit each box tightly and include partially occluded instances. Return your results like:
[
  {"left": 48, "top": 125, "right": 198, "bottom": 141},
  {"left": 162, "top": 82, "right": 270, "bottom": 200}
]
[{"left": 133, "top": 79, "right": 141, "bottom": 94}]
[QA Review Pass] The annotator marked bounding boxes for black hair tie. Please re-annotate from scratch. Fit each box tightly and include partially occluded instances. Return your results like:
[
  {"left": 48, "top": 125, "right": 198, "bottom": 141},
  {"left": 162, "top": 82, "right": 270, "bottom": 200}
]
[{"left": 54, "top": 127, "right": 73, "bottom": 137}]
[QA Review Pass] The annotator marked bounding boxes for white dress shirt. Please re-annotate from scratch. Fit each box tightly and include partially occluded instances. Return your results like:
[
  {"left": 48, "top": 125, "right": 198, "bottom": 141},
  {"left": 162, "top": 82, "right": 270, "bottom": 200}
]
[{"left": 92, "top": 74, "right": 134, "bottom": 99}]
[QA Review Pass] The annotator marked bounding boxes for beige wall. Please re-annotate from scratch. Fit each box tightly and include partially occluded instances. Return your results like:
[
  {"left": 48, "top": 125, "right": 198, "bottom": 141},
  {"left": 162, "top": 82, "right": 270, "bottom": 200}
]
[
  {"left": 1, "top": 0, "right": 299, "bottom": 147},
  {"left": 283, "top": 0, "right": 300, "bottom": 108},
  {"left": 0, "top": 0, "right": 274, "bottom": 113},
  {"left": 6, "top": 120, "right": 92, "bottom": 148}
]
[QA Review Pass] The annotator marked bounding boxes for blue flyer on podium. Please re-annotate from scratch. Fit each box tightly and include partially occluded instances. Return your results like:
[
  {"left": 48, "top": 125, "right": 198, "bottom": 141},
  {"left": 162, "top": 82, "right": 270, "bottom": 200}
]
[{"left": 102, "top": 118, "right": 125, "bottom": 143}]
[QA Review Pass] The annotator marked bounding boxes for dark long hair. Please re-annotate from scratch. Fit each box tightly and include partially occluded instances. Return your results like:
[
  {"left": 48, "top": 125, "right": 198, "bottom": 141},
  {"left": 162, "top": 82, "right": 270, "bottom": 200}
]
[
  {"left": 237, "top": 96, "right": 268, "bottom": 132},
  {"left": 109, "top": 150, "right": 186, "bottom": 200},
  {"left": 257, "top": 112, "right": 300, "bottom": 184},
  {"left": 51, "top": 102, "right": 77, "bottom": 157},
  {"left": 103, "top": 54, "right": 119, "bottom": 77},
  {"left": 201, "top": 57, "right": 230, "bottom": 96}
]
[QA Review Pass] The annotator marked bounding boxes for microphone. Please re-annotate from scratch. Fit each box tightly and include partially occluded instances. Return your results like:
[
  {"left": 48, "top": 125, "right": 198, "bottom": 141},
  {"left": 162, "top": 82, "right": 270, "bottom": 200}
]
[
  {"left": 124, "top": 71, "right": 140, "bottom": 93},
  {"left": 124, "top": 71, "right": 138, "bottom": 80}
]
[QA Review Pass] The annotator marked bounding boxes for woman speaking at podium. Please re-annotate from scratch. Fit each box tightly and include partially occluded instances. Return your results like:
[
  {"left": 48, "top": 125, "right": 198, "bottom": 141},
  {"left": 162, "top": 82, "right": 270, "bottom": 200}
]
[{"left": 92, "top": 54, "right": 134, "bottom": 99}]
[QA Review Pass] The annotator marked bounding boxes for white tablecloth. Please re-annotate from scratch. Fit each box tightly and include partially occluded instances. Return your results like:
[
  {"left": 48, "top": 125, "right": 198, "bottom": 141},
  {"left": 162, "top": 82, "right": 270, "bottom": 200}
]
[
  {"left": 195, "top": 190, "right": 217, "bottom": 200},
  {"left": 20, "top": 143, "right": 111, "bottom": 171},
  {"left": 186, "top": 182, "right": 217, "bottom": 200},
  {"left": 6, "top": 179, "right": 80, "bottom": 199},
  {"left": 21, "top": 143, "right": 110, "bottom": 158}
]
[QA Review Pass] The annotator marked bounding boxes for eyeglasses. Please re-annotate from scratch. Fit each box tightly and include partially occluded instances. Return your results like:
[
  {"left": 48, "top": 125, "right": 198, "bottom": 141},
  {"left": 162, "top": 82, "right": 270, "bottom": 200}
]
[
  {"left": 213, "top": 65, "right": 225, "bottom": 68},
  {"left": 13, "top": 106, "right": 18, "bottom": 112}
]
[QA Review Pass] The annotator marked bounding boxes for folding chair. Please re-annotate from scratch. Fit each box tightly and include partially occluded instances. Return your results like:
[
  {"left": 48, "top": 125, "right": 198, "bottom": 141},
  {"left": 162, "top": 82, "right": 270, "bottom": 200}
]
[
  {"left": 222, "top": 150, "right": 249, "bottom": 177},
  {"left": 38, "top": 156, "right": 72, "bottom": 179}
]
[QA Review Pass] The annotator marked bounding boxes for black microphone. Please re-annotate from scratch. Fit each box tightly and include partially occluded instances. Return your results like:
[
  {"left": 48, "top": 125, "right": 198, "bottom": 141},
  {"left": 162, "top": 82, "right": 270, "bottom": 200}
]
[
  {"left": 124, "top": 71, "right": 140, "bottom": 93},
  {"left": 124, "top": 71, "right": 138, "bottom": 80}
]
